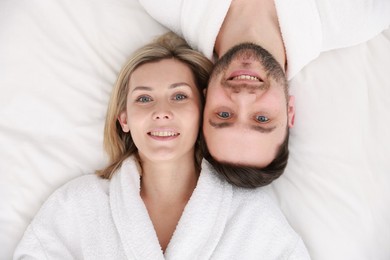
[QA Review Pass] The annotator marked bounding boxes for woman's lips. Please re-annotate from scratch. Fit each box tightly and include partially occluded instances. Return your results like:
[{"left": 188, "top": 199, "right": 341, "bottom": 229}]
[
  {"left": 147, "top": 129, "right": 180, "bottom": 141},
  {"left": 149, "top": 131, "right": 179, "bottom": 137}
]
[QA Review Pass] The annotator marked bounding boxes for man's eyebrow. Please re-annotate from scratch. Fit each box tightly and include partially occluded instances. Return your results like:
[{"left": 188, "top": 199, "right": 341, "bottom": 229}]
[
  {"left": 209, "top": 120, "right": 233, "bottom": 128},
  {"left": 209, "top": 119, "right": 276, "bottom": 133},
  {"left": 250, "top": 125, "right": 277, "bottom": 133}
]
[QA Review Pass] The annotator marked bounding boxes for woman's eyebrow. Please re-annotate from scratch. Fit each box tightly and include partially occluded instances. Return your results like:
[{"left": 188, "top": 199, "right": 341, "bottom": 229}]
[
  {"left": 132, "top": 86, "right": 152, "bottom": 92},
  {"left": 132, "top": 83, "right": 191, "bottom": 92},
  {"left": 169, "top": 82, "right": 192, "bottom": 89}
]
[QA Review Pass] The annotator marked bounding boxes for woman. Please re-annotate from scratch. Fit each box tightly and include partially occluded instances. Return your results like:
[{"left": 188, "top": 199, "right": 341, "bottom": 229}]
[{"left": 14, "top": 32, "right": 310, "bottom": 259}]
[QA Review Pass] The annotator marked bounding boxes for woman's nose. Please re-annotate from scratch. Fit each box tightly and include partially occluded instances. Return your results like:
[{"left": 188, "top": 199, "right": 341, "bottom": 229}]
[{"left": 152, "top": 106, "right": 173, "bottom": 120}]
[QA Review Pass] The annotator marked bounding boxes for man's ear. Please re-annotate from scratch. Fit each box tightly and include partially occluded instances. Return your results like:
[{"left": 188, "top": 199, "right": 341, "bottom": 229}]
[
  {"left": 118, "top": 111, "right": 130, "bottom": 132},
  {"left": 287, "top": 95, "right": 295, "bottom": 128}
]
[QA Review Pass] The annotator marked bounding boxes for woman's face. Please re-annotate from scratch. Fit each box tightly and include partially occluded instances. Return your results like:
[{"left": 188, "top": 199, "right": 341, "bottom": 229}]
[{"left": 119, "top": 59, "right": 202, "bottom": 163}]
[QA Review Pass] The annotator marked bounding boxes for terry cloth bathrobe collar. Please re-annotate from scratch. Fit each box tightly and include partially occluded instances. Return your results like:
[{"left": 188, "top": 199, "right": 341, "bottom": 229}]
[{"left": 110, "top": 157, "right": 233, "bottom": 259}]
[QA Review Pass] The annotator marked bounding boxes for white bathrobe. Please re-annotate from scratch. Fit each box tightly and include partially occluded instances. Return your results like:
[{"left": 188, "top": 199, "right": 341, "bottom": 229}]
[
  {"left": 14, "top": 157, "right": 310, "bottom": 259},
  {"left": 139, "top": 0, "right": 390, "bottom": 79}
]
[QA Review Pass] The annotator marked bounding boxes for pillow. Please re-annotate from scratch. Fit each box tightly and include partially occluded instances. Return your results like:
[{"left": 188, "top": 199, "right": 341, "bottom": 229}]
[{"left": 271, "top": 27, "right": 390, "bottom": 260}]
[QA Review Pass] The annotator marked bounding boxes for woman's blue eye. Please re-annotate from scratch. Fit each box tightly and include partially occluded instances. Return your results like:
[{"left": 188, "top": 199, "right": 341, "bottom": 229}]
[
  {"left": 218, "top": 111, "right": 231, "bottom": 119},
  {"left": 256, "top": 115, "right": 269, "bottom": 123},
  {"left": 173, "top": 93, "right": 187, "bottom": 100},
  {"left": 136, "top": 96, "right": 152, "bottom": 103}
]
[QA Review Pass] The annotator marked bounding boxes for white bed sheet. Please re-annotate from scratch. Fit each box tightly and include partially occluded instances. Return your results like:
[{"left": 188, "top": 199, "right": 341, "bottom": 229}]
[
  {"left": 0, "top": 0, "right": 389, "bottom": 259},
  {"left": 271, "top": 28, "right": 390, "bottom": 260}
]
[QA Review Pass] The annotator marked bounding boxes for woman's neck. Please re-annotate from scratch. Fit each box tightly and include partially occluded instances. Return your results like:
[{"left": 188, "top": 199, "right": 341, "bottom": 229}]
[
  {"left": 139, "top": 155, "right": 199, "bottom": 204},
  {"left": 215, "top": 0, "right": 286, "bottom": 70},
  {"left": 138, "top": 154, "right": 199, "bottom": 252}
]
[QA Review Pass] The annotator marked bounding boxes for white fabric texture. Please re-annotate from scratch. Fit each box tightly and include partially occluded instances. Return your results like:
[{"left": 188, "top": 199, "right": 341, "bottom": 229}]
[
  {"left": 13, "top": 157, "right": 309, "bottom": 259},
  {"left": 271, "top": 29, "right": 390, "bottom": 260},
  {"left": 138, "top": 0, "right": 232, "bottom": 63},
  {"left": 139, "top": 0, "right": 390, "bottom": 79},
  {"left": 1, "top": 0, "right": 390, "bottom": 259}
]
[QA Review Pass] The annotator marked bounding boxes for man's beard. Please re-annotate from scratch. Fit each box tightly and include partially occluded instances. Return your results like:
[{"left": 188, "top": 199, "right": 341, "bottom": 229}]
[{"left": 211, "top": 43, "right": 288, "bottom": 95}]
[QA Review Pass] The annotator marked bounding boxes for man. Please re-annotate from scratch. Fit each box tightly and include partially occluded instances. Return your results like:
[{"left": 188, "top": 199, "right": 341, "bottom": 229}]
[
  {"left": 202, "top": 42, "right": 293, "bottom": 187},
  {"left": 139, "top": 0, "right": 390, "bottom": 187},
  {"left": 201, "top": 0, "right": 294, "bottom": 187}
]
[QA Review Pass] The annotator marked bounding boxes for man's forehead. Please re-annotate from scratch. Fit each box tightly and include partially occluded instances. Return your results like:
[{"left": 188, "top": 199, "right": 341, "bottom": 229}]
[{"left": 207, "top": 131, "right": 278, "bottom": 167}]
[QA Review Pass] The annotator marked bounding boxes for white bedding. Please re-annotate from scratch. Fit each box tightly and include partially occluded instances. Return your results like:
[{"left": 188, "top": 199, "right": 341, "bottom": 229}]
[{"left": 1, "top": 0, "right": 389, "bottom": 259}]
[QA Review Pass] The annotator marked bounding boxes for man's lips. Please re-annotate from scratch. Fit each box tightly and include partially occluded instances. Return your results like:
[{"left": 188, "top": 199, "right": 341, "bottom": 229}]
[{"left": 228, "top": 70, "right": 263, "bottom": 82}]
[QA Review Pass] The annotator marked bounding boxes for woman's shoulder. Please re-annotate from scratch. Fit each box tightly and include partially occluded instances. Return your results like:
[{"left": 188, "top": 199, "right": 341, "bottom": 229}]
[
  {"left": 15, "top": 174, "right": 113, "bottom": 258},
  {"left": 231, "top": 185, "right": 277, "bottom": 211},
  {"left": 201, "top": 159, "right": 292, "bottom": 225},
  {"left": 230, "top": 186, "right": 310, "bottom": 257},
  {"left": 56, "top": 173, "right": 109, "bottom": 200},
  {"left": 25, "top": 174, "right": 110, "bottom": 238},
  {"left": 231, "top": 185, "right": 298, "bottom": 230},
  {"left": 34, "top": 174, "right": 110, "bottom": 218}
]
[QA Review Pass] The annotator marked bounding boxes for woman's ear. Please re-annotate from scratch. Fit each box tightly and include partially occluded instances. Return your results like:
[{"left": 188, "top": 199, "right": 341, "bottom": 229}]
[
  {"left": 203, "top": 88, "right": 207, "bottom": 97},
  {"left": 287, "top": 95, "right": 295, "bottom": 128},
  {"left": 118, "top": 111, "right": 130, "bottom": 132}
]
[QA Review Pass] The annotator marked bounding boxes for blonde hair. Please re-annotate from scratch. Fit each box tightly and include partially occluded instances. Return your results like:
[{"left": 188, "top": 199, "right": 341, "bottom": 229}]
[{"left": 96, "top": 32, "right": 213, "bottom": 179}]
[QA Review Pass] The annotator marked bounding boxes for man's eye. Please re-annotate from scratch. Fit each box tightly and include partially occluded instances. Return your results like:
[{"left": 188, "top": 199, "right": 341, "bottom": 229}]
[
  {"left": 173, "top": 93, "right": 187, "bottom": 101},
  {"left": 256, "top": 115, "right": 269, "bottom": 123},
  {"left": 217, "top": 111, "right": 231, "bottom": 119},
  {"left": 136, "top": 96, "right": 152, "bottom": 103}
]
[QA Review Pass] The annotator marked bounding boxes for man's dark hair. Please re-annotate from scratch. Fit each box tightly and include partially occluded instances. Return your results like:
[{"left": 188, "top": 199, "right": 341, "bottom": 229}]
[{"left": 202, "top": 130, "right": 290, "bottom": 188}]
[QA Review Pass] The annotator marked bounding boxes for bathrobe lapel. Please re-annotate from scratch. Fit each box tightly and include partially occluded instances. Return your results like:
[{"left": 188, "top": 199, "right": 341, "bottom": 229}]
[
  {"left": 164, "top": 160, "right": 233, "bottom": 259},
  {"left": 110, "top": 159, "right": 165, "bottom": 260},
  {"left": 110, "top": 158, "right": 233, "bottom": 259}
]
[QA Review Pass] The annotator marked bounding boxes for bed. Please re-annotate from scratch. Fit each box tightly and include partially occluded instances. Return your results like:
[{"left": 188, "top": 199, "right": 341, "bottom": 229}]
[{"left": 1, "top": 0, "right": 389, "bottom": 259}]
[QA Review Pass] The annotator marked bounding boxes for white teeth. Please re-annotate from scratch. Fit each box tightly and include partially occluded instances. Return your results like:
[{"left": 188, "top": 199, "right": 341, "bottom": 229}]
[
  {"left": 232, "top": 75, "right": 259, "bottom": 81},
  {"left": 150, "top": 131, "right": 178, "bottom": 137}
]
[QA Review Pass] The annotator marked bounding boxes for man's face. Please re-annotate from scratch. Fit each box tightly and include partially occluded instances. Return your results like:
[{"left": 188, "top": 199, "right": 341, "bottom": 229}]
[{"left": 203, "top": 43, "right": 295, "bottom": 167}]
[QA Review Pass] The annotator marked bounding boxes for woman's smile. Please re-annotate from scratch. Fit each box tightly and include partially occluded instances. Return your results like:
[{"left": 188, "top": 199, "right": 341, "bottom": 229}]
[{"left": 147, "top": 129, "right": 180, "bottom": 141}]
